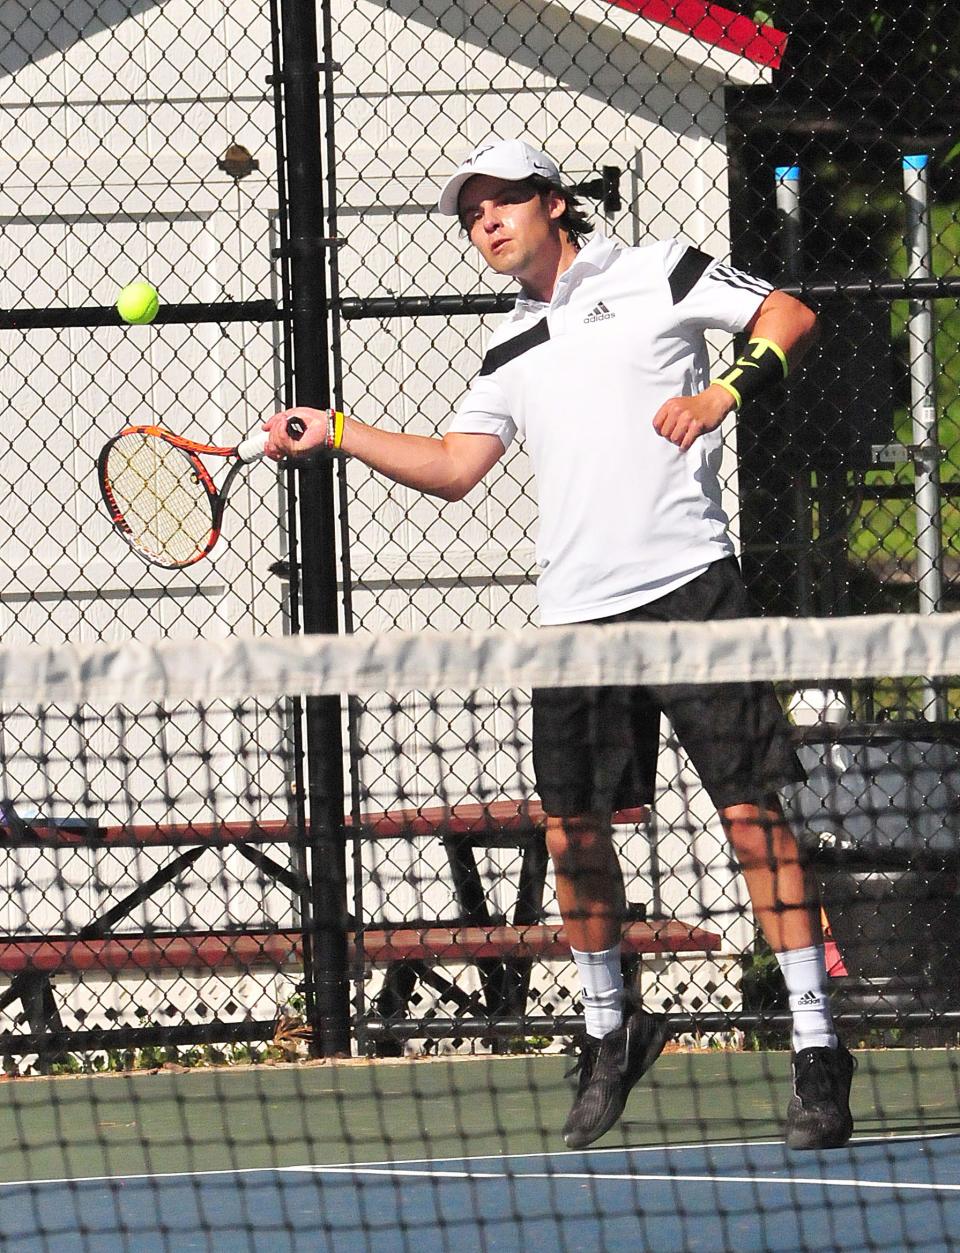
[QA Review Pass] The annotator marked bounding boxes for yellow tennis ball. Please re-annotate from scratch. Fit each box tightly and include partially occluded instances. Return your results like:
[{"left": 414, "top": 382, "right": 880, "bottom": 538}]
[{"left": 116, "top": 280, "right": 160, "bottom": 325}]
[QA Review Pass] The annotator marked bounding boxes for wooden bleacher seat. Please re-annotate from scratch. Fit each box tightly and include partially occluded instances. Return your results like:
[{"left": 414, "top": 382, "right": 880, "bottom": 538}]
[{"left": 0, "top": 802, "right": 722, "bottom": 1055}]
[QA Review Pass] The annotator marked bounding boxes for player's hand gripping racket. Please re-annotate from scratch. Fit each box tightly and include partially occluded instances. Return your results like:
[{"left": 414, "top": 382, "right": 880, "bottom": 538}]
[{"left": 98, "top": 419, "right": 304, "bottom": 569}]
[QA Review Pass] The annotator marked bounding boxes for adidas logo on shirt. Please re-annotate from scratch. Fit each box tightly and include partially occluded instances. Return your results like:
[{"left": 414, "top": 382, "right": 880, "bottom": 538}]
[{"left": 584, "top": 301, "right": 615, "bottom": 323}]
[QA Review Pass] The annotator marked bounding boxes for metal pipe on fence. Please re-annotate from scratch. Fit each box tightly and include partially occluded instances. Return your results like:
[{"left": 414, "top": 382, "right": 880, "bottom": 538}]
[
  {"left": 776, "top": 164, "right": 816, "bottom": 617},
  {"left": 360, "top": 1009, "right": 960, "bottom": 1042},
  {"left": 903, "top": 153, "right": 945, "bottom": 719},
  {"left": 336, "top": 279, "right": 960, "bottom": 322},
  {"left": 775, "top": 164, "right": 801, "bottom": 280}
]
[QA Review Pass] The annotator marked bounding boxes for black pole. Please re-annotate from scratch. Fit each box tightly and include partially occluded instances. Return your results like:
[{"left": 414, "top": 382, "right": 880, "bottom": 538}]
[{"left": 279, "top": 0, "right": 349, "bottom": 1055}]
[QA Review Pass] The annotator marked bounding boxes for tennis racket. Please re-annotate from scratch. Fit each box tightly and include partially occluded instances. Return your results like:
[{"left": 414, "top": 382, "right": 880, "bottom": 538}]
[{"left": 98, "top": 418, "right": 304, "bottom": 569}]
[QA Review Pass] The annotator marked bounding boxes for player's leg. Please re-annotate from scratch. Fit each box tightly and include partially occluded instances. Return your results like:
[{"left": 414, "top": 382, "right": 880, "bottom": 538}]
[
  {"left": 532, "top": 683, "right": 669, "bottom": 1149},
  {"left": 637, "top": 558, "right": 855, "bottom": 1150},
  {"left": 719, "top": 798, "right": 854, "bottom": 1149},
  {"left": 544, "top": 810, "right": 625, "bottom": 1045},
  {"left": 721, "top": 798, "right": 821, "bottom": 953},
  {"left": 720, "top": 797, "right": 839, "bottom": 1052},
  {"left": 660, "top": 673, "right": 854, "bottom": 1151},
  {"left": 545, "top": 811, "right": 624, "bottom": 953},
  {"left": 546, "top": 809, "right": 671, "bottom": 1149}
]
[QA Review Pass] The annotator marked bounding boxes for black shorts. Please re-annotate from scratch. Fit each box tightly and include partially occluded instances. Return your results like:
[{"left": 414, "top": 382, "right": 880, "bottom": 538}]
[{"left": 531, "top": 557, "right": 804, "bottom": 816}]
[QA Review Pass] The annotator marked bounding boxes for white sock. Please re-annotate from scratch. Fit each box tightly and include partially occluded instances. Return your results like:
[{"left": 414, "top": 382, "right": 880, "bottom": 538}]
[
  {"left": 571, "top": 944, "right": 624, "bottom": 1040},
  {"left": 776, "top": 944, "right": 838, "bottom": 1052}
]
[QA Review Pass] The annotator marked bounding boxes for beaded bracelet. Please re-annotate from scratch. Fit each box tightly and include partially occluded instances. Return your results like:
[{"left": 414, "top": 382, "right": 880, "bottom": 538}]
[{"left": 324, "top": 409, "right": 346, "bottom": 451}]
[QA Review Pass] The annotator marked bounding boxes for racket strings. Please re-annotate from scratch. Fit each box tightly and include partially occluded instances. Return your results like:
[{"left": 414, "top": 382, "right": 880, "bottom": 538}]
[{"left": 107, "top": 435, "right": 215, "bottom": 564}]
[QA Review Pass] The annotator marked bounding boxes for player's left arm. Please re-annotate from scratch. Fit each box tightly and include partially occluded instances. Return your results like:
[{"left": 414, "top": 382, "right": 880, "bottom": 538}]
[
  {"left": 743, "top": 288, "right": 819, "bottom": 369},
  {"left": 653, "top": 290, "right": 818, "bottom": 452}
]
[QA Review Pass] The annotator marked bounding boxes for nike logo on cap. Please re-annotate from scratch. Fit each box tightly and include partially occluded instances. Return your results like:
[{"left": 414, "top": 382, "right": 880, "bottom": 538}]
[{"left": 469, "top": 144, "right": 496, "bottom": 162}]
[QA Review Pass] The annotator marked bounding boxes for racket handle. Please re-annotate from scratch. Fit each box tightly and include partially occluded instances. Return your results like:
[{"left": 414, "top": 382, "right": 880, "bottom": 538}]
[
  {"left": 236, "top": 432, "right": 269, "bottom": 463},
  {"left": 236, "top": 418, "right": 304, "bottom": 464}
]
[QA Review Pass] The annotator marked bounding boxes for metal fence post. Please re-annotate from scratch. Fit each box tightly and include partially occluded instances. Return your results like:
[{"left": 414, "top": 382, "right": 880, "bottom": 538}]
[
  {"left": 903, "top": 153, "right": 945, "bottom": 720},
  {"left": 279, "top": 0, "right": 350, "bottom": 1054}
]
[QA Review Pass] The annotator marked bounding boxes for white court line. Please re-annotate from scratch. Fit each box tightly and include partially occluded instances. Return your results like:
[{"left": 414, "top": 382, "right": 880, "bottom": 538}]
[
  {"left": 0, "top": 1127, "right": 956, "bottom": 1192},
  {"left": 287, "top": 1127, "right": 960, "bottom": 1174},
  {"left": 317, "top": 1167, "right": 960, "bottom": 1194}
]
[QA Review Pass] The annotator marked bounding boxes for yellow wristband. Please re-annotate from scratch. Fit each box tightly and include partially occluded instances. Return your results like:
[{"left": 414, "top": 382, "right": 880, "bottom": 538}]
[{"left": 332, "top": 409, "right": 345, "bottom": 450}]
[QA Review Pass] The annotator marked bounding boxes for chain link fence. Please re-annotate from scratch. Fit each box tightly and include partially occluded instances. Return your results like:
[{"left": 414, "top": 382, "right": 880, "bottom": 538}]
[
  {"left": 0, "top": 0, "right": 957, "bottom": 1064},
  {"left": 0, "top": 0, "right": 304, "bottom": 1066}
]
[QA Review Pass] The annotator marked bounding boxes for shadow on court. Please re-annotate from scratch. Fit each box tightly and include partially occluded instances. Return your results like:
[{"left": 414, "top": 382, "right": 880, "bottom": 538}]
[{"left": 0, "top": 1049, "right": 957, "bottom": 1250}]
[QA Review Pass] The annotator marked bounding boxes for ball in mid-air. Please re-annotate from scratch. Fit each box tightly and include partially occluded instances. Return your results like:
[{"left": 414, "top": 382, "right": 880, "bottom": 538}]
[{"left": 116, "top": 280, "right": 160, "bottom": 325}]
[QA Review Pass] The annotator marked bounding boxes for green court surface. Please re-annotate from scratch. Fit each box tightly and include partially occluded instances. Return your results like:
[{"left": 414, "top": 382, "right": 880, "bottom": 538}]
[{"left": 0, "top": 1047, "right": 956, "bottom": 1183}]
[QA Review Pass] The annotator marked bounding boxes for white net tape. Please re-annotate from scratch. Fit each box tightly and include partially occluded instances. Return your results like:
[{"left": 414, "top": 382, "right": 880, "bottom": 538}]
[{"left": 0, "top": 612, "right": 957, "bottom": 706}]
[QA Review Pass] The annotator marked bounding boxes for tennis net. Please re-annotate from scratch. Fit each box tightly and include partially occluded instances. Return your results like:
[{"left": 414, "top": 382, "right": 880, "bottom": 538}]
[{"left": 0, "top": 612, "right": 959, "bottom": 1251}]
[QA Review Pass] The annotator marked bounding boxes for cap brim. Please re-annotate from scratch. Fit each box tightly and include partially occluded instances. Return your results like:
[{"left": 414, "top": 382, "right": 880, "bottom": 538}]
[
  {"left": 437, "top": 149, "right": 561, "bottom": 217},
  {"left": 437, "top": 171, "right": 477, "bottom": 217}
]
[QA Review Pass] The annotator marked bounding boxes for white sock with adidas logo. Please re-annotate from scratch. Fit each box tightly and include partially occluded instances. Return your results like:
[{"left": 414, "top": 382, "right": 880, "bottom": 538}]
[{"left": 776, "top": 944, "right": 838, "bottom": 1052}]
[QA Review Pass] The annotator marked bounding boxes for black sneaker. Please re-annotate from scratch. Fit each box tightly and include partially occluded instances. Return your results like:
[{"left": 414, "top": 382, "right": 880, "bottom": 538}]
[
  {"left": 562, "top": 1008, "right": 671, "bottom": 1149},
  {"left": 784, "top": 1043, "right": 856, "bottom": 1150}
]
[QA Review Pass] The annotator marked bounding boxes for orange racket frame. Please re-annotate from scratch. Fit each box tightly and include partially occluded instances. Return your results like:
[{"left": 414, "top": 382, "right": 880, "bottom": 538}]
[{"left": 98, "top": 420, "right": 302, "bottom": 569}]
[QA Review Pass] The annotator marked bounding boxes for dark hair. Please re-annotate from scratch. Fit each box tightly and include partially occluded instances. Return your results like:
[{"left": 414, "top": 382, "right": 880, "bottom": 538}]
[
  {"left": 457, "top": 175, "right": 595, "bottom": 244},
  {"left": 527, "top": 174, "right": 595, "bottom": 245}
]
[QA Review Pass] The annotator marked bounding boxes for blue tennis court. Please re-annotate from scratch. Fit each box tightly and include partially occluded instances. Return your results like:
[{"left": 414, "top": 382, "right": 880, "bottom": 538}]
[{"left": 4, "top": 1130, "right": 959, "bottom": 1252}]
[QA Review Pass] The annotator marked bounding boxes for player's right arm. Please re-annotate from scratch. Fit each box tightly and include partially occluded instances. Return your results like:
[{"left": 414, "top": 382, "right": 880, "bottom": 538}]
[{"left": 262, "top": 407, "right": 504, "bottom": 502}]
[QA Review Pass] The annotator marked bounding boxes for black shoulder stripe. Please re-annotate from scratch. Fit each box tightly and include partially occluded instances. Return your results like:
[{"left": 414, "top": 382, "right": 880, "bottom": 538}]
[
  {"left": 479, "top": 317, "right": 550, "bottom": 376},
  {"left": 668, "top": 246, "right": 713, "bottom": 305}
]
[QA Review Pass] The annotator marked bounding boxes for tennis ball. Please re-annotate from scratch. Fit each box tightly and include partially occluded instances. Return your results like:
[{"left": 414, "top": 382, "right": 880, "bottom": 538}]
[{"left": 116, "top": 280, "right": 160, "bottom": 325}]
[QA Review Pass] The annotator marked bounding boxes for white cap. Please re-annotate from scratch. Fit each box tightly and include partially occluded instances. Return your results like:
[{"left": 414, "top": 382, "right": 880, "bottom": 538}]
[{"left": 437, "top": 138, "right": 561, "bottom": 217}]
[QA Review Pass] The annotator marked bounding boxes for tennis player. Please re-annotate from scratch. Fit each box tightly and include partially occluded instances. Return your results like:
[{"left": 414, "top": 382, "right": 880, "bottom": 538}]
[{"left": 263, "top": 137, "right": 854, "bottom": 1153}]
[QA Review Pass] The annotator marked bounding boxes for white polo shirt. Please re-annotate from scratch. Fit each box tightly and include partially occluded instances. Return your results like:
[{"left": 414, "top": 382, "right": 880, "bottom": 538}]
[{"left": 447, "top": 232, "right": 772, "bottom": 624}]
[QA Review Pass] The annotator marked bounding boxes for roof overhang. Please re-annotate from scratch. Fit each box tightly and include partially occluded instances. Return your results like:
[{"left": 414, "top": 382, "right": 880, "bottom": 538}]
[
  {"left": 609, "top": 0, "right": 786, "bottom": 69},
  {"left": 558, "top": 0, "right": 786, "bottom": 86}
]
